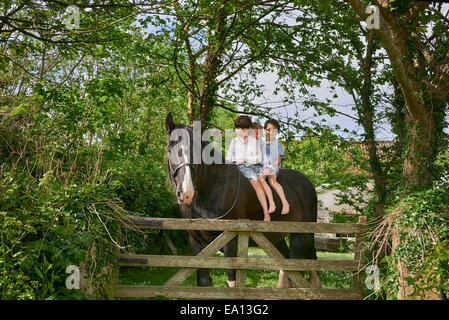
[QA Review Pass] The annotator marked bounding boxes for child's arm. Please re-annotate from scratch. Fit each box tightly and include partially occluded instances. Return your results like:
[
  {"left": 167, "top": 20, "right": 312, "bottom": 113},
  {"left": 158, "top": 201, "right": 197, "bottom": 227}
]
[{"left": 272, "top": 141, "right": 285, "bottom": 166}]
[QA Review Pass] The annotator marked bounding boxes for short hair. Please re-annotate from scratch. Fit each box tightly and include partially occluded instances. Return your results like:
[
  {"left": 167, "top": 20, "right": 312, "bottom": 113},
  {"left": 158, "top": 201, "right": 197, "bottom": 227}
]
[
  {"left": 264, "top": 118, "right": 280, "bottom": 131},
  {"left": 234, "top": 115, "right": 252, "bottom": 129},
  {"left": 251, "top": 122, "right": 263, "bottom": 130}
]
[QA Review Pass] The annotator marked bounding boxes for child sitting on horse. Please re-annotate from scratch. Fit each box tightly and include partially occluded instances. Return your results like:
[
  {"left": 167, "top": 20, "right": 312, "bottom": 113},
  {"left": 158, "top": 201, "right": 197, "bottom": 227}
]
[
  {"left": 259, "top": 119, "right": 289, "bottom": 215},
  {"left": 225, "top": 116, "right": 271, "bottom": 221},
  {"left": 250, "top": 122, "right": 276, "bottom": 216}
]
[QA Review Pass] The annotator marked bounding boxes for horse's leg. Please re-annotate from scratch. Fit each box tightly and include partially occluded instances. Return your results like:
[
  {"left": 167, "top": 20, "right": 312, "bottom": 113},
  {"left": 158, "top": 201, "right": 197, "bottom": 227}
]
[
  {"left": 274, "top": 239, "right": 291, "bottom": 288},
  {"left": 300, "top": 233, "right": 321, "bottom": 288},
  {"left": 188, "top": 231, "right": 212, "bottom": 287},
  {"left": 221, "top": 237, "right": 237, "bottom": 287},
  {"left": 289, "top": 233, "right": 322, "bottom": 289}
]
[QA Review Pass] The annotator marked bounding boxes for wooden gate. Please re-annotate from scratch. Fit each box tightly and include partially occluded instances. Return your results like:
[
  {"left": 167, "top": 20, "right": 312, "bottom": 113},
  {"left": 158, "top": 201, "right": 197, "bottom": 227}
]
[{"left": 114, "top": 216, "right": 367, "bottom": 300}]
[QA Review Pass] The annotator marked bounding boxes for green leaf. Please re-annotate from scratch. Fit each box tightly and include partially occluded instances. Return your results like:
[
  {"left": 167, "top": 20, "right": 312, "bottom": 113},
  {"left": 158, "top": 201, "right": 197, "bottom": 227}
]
[{"left": 34, "top": 265, "right": 44, "bottom": 280}]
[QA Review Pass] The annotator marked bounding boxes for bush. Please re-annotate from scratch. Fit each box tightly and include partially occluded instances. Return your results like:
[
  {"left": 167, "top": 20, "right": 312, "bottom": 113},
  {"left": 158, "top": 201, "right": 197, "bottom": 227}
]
[
  {"left": 375, "top": 188, "right": 449, "bottom": 299},
  {"left": 0, "top": 164, "right": 122, "bottom": 299}
]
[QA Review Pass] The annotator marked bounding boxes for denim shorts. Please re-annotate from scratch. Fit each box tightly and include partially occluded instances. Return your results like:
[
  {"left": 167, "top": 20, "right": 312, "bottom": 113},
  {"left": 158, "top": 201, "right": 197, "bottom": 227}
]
[
  {"left": 255, "top": 164, "right": 280, "bottom": 177},
  {"left": 254, "top": 164, "right": 264, "bottom": 176},
  {"left": 236, "top": 164, "right": 258, "bottom": 180}
]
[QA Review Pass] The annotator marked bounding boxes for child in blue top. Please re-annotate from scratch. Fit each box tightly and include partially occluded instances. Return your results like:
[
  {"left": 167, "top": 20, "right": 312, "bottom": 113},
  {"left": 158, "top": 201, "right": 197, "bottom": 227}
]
[{"left": 259, "top": 119, "right": 289, "bottom": 215}]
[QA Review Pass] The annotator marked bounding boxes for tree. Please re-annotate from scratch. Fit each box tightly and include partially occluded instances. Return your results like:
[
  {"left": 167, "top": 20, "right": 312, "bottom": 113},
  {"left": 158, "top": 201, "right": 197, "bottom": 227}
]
[
  {"left": 0, "top": 4, "right": 192, "bottom": 298},
  {"left": 250, "top": 0, "right": 447, "bottom": 299},
  {"left": 139, "top": 0, "right": 297, "bottom": 128},
  {"left": 239, "top": 0, "right": 407, "bottom": 222},
  {"left": 345, "top": 0, "right": 448, "bottom": 190},
  {"left": 344, "top": 0, "right": 448, "bottom": 299}
]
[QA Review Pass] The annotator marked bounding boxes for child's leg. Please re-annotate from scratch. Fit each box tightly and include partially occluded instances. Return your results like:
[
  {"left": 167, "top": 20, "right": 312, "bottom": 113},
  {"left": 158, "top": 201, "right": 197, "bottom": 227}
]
[
  {"left": 258, "top": 175, "right": 275, "bottom": 214},
  {"left": 268, "top": 175, "right": 289, "bottom": 215},
  {"left": 249, "top": 178, "right": 270, "bottom": 221}
]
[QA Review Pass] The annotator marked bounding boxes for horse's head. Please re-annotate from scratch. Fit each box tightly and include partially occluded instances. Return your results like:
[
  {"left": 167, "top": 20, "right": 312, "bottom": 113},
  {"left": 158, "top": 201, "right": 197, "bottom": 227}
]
[{"left": 165, "top": 112, "right": 195, "bottom": 205}]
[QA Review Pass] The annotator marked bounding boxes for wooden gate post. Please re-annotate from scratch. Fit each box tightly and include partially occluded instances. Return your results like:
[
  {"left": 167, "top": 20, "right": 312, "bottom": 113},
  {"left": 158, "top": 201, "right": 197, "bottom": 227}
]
[
  {"left": 235, "top": 231, "right": 249, "bottom": 287},
  {"left": 353, "top": 216, "right": 367, "bottom": 297}
]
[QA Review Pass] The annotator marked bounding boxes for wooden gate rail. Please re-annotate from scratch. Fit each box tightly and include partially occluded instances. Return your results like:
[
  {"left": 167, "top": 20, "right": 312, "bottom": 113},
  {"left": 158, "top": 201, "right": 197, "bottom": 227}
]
[
  {"left": 114, "top": 216, "right": 367, "bottom": 300},
  {"left": 114, "top": 286, "right": 363, "bottom": 300},
  {"left": 116, "top": 254, "right": 359, "bottom": 271},
  {"left": 119, "top": 216, "right": 366, "bottom": 233}
]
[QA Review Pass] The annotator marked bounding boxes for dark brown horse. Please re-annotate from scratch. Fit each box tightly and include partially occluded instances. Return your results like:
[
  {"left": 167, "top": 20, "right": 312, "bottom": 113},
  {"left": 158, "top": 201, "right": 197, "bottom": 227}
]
[{"left": 165, "top": 113, "right": 321, "bottom": 288}]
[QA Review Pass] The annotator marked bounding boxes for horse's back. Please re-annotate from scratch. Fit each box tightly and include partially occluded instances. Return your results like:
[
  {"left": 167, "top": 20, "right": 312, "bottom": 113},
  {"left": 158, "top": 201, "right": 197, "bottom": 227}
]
[
  {"left": 278, "top": 168, "right": 315, "bottom": 191},
  {"left": 277, "top": 168, "right": 318, "bottom": 223}
]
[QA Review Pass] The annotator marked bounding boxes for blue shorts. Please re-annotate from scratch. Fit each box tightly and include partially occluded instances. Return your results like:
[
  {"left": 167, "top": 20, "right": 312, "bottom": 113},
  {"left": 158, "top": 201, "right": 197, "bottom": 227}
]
[
  {"left": 236, "top": 164, "right": 258, "bottom": 180},
  {"left": 255, "top": 164, "right": 280, "bottom": 177},
  {"left": 254, "top": 164, "right": 264, "bottom": 176}
]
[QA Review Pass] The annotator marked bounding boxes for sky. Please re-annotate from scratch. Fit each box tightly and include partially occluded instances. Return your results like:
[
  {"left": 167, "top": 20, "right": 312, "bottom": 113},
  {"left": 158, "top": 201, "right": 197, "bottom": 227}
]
[
  {"left": 138, "top": 4, "right": 448, "bottom": 143},
  {"left": 249, "top": 70, "right": 395, "bottom": 141},
  {"left": 235, "top": 3, "right": 449, "bottom": 142},
  {"left": 248, "top": 59, "right": 449, "bottom": 143}
]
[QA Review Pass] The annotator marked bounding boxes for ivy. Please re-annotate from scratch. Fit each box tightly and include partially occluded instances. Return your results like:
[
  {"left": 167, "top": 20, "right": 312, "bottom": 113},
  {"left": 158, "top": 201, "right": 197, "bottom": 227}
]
[{"left": 384, "top": 188, "right": 449, "bottom": 299}]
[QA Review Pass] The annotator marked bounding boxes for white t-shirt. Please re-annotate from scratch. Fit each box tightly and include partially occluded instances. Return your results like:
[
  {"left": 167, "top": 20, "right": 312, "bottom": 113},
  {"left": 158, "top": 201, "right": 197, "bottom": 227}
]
[{"left": 225, "top": 135, "right": 263, "bottom": 165}]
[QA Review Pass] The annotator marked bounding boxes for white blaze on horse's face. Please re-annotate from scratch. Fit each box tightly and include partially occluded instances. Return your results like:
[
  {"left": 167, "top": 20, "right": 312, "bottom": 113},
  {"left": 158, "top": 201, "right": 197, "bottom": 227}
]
[
  {"left": 169, "top": 128, "right": 194, "bottom": 205},
  {"left": 180, "top": 145, "right": 194, "bottom": 205}
]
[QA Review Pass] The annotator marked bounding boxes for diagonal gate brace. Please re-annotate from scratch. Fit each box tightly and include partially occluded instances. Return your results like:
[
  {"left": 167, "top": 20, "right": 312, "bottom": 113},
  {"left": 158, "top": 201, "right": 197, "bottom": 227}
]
[
  {"left": 163, "top": 231, "right": 237, "bottom": 286},
  {"left": 249, "top": 232, "right": 311, "bottom": 288}
]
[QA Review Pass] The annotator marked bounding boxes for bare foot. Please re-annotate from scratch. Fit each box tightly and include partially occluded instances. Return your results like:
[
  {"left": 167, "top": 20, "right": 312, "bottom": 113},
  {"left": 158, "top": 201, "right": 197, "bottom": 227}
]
[
  {"left": 263, "top": 213, "right": 271, "bottom": 222},
  {"left": 268, "top": 202, "right": 276, "bottom": 214},
  {"left": 281, "top": 202, "right": 290, "bottom": 215}
]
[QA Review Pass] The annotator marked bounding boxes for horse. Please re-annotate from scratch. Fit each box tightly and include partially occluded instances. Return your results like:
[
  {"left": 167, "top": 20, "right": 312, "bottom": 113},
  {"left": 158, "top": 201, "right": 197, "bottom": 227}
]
[{"left": 165, "top": 112, "right": 321, "bottom": 288}]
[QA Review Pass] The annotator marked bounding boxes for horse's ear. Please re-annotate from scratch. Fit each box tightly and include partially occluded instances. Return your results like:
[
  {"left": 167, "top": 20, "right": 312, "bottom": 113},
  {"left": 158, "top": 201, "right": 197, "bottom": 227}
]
[{"left": 165, "top": 112, "right": 175, "bottom": 134}]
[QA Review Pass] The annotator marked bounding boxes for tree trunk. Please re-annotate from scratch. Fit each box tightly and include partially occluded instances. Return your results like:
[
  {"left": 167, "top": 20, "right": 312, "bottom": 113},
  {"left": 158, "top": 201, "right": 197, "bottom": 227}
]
[
  {"left": 197, "top": 12, "right": 226, "bottom": 132},
  {"left": 358, "top": 32, "right": 388, "bottom": 220},
  {"left": 402, "top": 108, "right": 434, "bottom": 190}
]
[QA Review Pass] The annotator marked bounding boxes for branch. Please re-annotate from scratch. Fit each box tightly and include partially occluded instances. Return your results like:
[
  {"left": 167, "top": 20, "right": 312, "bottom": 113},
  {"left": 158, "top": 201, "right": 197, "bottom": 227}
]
[
  {"left": 345, "top": 0, "right": 423, "bottom": 120},
  {"left": 427, "top": 6, "right": 449, "bottom": 24},
  {"left": 346, "top": 0, "right": 369, "bottom": 20},
  {"left": 0, "top": 53, "right": 39, "bottom": 80},
  {"left": 403, "top": 1, "right": 429, "bottom": 22},
  {"left": 214, "top": 102, "right": 267, "bottom": 118},
  {"left": 49, "top": 0, "right": 176, "bottom": 37},
  {"left": 59, "top": 51, "right": 87, "bottom": 86}
]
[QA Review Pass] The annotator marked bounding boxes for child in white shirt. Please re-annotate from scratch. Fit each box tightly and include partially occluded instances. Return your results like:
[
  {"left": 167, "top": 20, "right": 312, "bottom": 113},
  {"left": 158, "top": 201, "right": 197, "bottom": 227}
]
[{"left": 225, "top": 116, "right": 271, "bottom": 221}]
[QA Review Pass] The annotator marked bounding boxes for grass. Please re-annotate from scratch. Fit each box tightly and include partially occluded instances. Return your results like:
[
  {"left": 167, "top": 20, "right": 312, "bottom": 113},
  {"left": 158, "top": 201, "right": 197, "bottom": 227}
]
[{"left": 118, "top": 247, "right": 355, "bottom": 298}]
